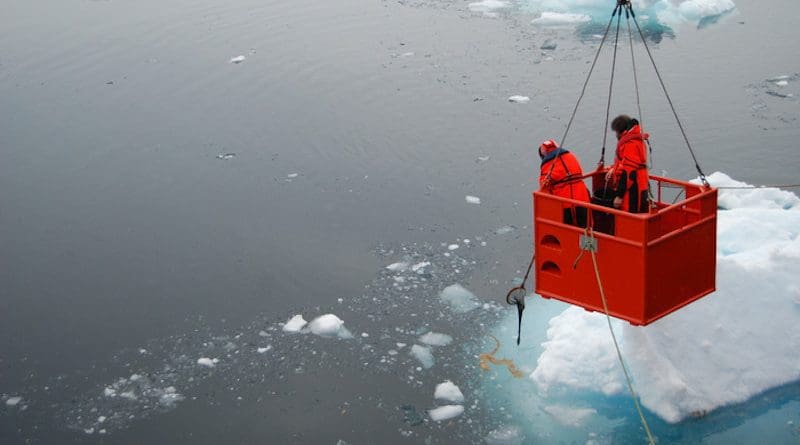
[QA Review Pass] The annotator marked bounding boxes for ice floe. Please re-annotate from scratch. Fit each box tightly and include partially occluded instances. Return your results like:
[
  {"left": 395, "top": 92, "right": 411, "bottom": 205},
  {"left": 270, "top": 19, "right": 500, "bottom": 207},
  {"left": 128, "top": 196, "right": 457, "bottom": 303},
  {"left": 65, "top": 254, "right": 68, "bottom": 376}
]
[
  {"left": 229, "top": 55, "right": 246, "bottom": 64},
  {"left": 465, "top": 195, "right": 482, "bottom": 204},
  {"left": 410, "top": 344, "right": 435, "bottom": 369},
  {"left": 5, "top": 396, "right": 22, "bottom": 407},
  {"left": 197, "top": 357, "right": 217, "bottom": 368},
  {"left": 434, "top": 380, "right": 464, "bottom": 403},
  {"left": 507, "top": 95, "right": 530, "bottom": 103},
  {"left": 428, "top": 404, "right": 464, "bottom": 421},
  {"left": 440, "top": 284, "right": 481, "bottom": 313},
  {"left": 282, "top": 314, "right": 308, "bottom": 333},
  {"left": 531, "top": 12, "right": 591, "bottom": 27},
  {"left": 419, "top": 332, "right": 453, "bottom": 347},
  {"left": 307, "top": 314, "right": 353, "bottom": 339},
  {"left": 529, "top": 172, "right": 800, "bottom": 423}
]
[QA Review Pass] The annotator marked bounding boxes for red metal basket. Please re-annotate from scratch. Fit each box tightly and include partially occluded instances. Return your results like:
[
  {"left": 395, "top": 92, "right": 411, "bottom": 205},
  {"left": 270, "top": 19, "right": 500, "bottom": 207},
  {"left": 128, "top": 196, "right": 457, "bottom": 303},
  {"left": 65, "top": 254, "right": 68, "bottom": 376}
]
[{"left": 533, "top": 169, "right": 717, "bottom": 326}]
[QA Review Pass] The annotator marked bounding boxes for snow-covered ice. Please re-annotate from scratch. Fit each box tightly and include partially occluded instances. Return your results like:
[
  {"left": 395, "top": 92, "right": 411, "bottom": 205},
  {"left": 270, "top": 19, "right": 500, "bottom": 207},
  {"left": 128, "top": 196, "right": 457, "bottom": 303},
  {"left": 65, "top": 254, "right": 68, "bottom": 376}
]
[
  {"left": 434, "top": 380, "right": 465, "bottom": 403},
  {"left": 410, "top": 344, "right": 435, "bottom": 369},
  {"left": 465, "top": 195, "right": 481, "bottom": 204},
  {"left": 229, "top": 55, "right": 246, "bottom": 64},
  {"left": 428, "top": 404, "right": 464, "bottom": 421},
  {"left": 507, "top": 95, "right": 530, "bottom": 103},
  {"left": 447, "top": 244, "right": 459, "bottom": 250},
  {"left": 529, "top": 172, "right": 800, "bottom": 423},
  {"left": 439, "top": 284, "right": 481, "bottom": 312},
  {"left": 419, "top": 332, "right": 453, "bottom": 347},
  {"left": 307, "top": 314, "right": 353, "bottom": 339},
  {"left": 282, "top": 314, "right": 307, "bottom": 333}
]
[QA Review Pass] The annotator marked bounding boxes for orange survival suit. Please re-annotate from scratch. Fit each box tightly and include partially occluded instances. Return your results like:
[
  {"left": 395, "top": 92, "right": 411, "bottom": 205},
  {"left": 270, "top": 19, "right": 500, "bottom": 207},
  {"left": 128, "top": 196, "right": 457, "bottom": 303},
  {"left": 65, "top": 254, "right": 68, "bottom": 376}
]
[
  {"left": 612, "top": 124, "right": 650, "bottom": 213},
  {"left": 539, "top": 142, "right": 590, "bottom": 227}
]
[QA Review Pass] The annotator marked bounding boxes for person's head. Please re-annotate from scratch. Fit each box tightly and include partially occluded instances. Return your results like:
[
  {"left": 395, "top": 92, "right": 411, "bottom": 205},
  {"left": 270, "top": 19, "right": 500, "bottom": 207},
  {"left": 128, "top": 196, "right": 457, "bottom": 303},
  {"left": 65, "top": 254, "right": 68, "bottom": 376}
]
[
  {"left": 538, "top": 139, "right": 558, "bottom": 159},
  {"left": 611, "top": 114, "right": 633, "bottom": 140}
]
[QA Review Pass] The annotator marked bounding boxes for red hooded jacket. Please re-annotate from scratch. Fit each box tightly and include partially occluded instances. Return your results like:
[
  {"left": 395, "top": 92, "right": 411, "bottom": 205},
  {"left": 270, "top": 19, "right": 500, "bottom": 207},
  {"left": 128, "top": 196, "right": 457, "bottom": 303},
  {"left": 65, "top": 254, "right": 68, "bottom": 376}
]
[
  {"left": 540, "top": 148, "right": 590, "bottom": 202},
  {"left": 612, "top": 124, "right": 649, "bottom": 212}
]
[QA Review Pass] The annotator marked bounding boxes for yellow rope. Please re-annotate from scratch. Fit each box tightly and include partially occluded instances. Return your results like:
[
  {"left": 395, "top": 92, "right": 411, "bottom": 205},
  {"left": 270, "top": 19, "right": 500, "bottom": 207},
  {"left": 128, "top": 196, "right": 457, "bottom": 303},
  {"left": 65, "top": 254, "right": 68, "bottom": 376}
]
[
  {"left": 479, "top": 335, "right": 524, "bottom": 379},
  {"left": 587, "top": 228, "right": 657, "bottom": 445}
]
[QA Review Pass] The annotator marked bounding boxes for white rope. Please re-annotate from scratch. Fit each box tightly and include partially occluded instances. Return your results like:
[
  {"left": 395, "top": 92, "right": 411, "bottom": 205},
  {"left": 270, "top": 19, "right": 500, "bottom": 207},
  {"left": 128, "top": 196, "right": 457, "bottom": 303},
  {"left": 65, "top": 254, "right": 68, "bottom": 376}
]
[{"left": 587, "top": 228, "right": 657, "bottom": 445}]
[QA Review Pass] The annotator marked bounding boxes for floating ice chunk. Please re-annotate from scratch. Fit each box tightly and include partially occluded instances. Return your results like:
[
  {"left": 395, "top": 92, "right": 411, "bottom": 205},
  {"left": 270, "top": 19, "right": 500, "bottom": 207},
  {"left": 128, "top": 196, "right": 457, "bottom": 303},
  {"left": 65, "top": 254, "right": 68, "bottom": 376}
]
[
  {"left": 468, "top": 0, "right": 509, "bottom": 17},
  {"left": 476, "top": 155, "right": 491, "bottom": 163},
  {"left": 287, "top": 173, "right": 299, "bottom": 178},
  {"left": 697, "top": 172, "right": 800, "bottom": 210},
  {"left": 507, "top": 95, "right": 530, "bottom": 103},
  {"left": 120, "top": 391, "right": 137, "bottom": 400},
  {"left": 229, "top": 55, "right": 246, "bottom": 64},
  {"left": 485, "top": 425, "right": 524, "bottom": 445},
  {"left": 495, "top": 225, "right": 516, "bottom": 235},
  {"left": 158, "top": 387, "right": 184, "bottom": 406},
  {"left": 103, "top": 387, "right": 116, "bottom": 397},
  {"left": 215, "top": 153, "right": 236, "bottom": 160},
  {"left": 5, "top": 396, "right": 22, "bottom": 407},
  {"left": 308, "top": 314, "right": 353, "bottom": 339},
  {"left": 282, "top": 314, "right": 308, "bottom": 333},
  {"left": 428, "top": 404, "right": 464, "bottom": 421},
  {"left": 411, "top": 261, "right": 430, "bottom": 273},
  {"left": 465, "top": 195, "right": 482, "bottom": 204},
  {"left": 775, "top": 80, "right": 788, "bottom": 87},
  {"left": 410, "top": 344, "right": 435, "bottom": 369},
  {"left": 447, "top": 244, "right": 459, "bottom": 250},
  {"left": 400, "top": 52, "right": 414, "bottom": 57},
  {"left": 542, "top": 405, "right": 597, "bottom": 427},
  {"left": 540, "top": 39, "right": 557, "bottom": 50},
  {"left": 97, "top": 416, "right": 107, "bottom": 423},
  {"left": 197, "top": 357, "right": 217, "bottom": 368},
  {"left": 257, "top": 346, "right": 272, "bottom": 353},
  {"left": 386, "top": 262, "right": 410, "bottom": 272},
  {"left": 419, "top": 332, "right": 453, "bottom": 347},
  {"left": 531, "top": 12, "right": 591, "bottom": 27},
  {"left": 434, "top": 380, "right": 465, "bottom": 403},
  {"left": 439, "top": 284, "right": 481, "bottom": 313}
]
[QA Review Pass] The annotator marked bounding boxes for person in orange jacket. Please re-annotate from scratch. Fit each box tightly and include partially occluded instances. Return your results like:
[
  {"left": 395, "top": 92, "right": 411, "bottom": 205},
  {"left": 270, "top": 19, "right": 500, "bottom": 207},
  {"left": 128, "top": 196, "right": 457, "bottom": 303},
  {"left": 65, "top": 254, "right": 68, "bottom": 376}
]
[
  {"left": 539, "top": 139, "right": 591, "bottom": 227},
  {"left": 605, "top": 115, "right": 650, "bottom": 213}
]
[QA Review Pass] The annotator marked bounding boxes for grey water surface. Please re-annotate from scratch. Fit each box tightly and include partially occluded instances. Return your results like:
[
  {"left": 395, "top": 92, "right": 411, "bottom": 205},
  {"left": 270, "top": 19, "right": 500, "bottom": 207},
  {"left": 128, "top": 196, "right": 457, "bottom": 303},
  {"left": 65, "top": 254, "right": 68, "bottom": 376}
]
[{"left": 1, "top": 0, "right": 799, "bottom": 443}]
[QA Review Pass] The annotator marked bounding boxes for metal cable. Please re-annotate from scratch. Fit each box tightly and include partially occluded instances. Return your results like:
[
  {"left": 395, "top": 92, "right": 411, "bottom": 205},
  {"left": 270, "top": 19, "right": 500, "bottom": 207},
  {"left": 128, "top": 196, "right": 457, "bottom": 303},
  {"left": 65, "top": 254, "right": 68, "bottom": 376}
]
[{"left": 600, "top": 8, "right": 623, "bottom": 166}]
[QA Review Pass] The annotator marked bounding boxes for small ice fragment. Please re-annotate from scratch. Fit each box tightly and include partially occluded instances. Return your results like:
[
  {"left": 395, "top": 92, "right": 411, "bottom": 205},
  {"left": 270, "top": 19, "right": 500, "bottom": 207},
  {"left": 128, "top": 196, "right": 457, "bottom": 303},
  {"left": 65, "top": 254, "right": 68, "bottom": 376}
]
[
  {"left": 434, "top": 380, "right": 465, "bottom": 403},
  {"left": 197, "top": 357, "right": 216, "bottom": 368},
  {"left": 386, "top": 262, "right": 410, "bottom": 272},
  {"left": 428, "top": 404, "right": 464, "bottom": 421},
  {"left": 476, "top": 155, "right": 491, "bottom": 163},
  {"left": 257, "top": 346, "right": 272, "bottom": 353},
  {"left": 410, "top": 345, "right": 435, "bottom": 369},
  {"left": 447, "top": 244, "right": 460, "bottom": 251},
  {"left": 120, "top": 391, "right": 137, "bottom": 400},
  {"left": 411, "top": 261, "right": 430, "bottom": 272},
  {"left": 776, "top": 80, "right": 788, "bottom": 87},
  {"left": 540, "top": 39, "right": 557, "bottom": 50},
  {"left": 216, "top": 153, "right": 236, "bottom": 160},
  {"left": 361, "top": 332, "right": 370, "bottom": 338},
  {"left": 84, "top": 428, "right": 95, "bottom": 434},
  {"left": 508, "top": 95, "right": 530, "bottom": 103},
  {"left": 129, "top": 374, "right": 141, "bottom": 381},
  {"left": 401, "top": 52, "right": 414, "bottom": 57},
  {"left": 282, "top": 314, "right": 308, "bottom": 333},
  {"left": 440, "top": 284, "right": 481, "bottom": 312},
  {"left": 485, "top": 425, "right": 524, "bottom": 445},
  {"left": 98, "top": 416, "right": 107, "bottom": 423},
  {"left": 308, "top": 314, "right": 353, "bottom": 339},
  {"left": 287, "top": 173, "right": 299, "bottom": 178},
  {"left": 419, "top": 332, "right": 453, "bottom": 346},
  {"left": 5, "top": 396, "right": 22, "bottom": 406},
  {"left": 495, "top": 225, "right": 516, "bottom": 235},
  {"left": 531, "top": 12, "right": 591, "bottom": 27},
  {"left": 465, "top": 195, "right": 481, "bottom": 204},
  {"left": 396, "top": 342, "right": 407, "bottom": 348},
  {"left": 103, "top": 387, "right": 116, "bottom": 397},
  {"left": 138, "top": 348, "right": 147, "bottom": 354},
  {"left": 230, "top": 55, "right": 246, "bottom": 64},
  {"left": 258, "top": 330, "right": 269, "bottom": 337}
]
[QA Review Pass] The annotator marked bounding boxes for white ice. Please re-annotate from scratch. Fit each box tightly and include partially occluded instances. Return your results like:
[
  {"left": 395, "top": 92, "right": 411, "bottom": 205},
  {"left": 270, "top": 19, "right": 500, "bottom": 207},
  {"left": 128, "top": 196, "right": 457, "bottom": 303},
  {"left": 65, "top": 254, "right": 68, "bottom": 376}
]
[
  {"left": 428, "top": 404, "right": 464, "bottom": 421},
  {"left": 410, "top": 344, "right": 435, "bottom": 369},
  {"left": 440, "top": 284, "right": 481, "bottom": 313},
  {"left": 419, "top": 332, "right": 453, "bottom": 346},
  {"left": 447, "top": 244, "right": 460, "bottom": 250},
  {"left": 282, "top": 314, "right": 308, "bottom": 333},
  {"left": 197, "top": 357, "right": 217, "bottom": 368},
  {"left": 530, "top": 172, "right": 800, "bottom": 423},
  {"left": 485, "top": 425, "right": 524, "bottom": 445},
  {"left": 386, "top": 262, "right": 410, "bottom": 272},
  {"left": 307, "top": 314, "right": 353, "bottom": 339},
  {"left": 466, "top": 195, "right": 482, "bottom": 204},
  {"left": 434, "top": 380, "right": 465, "bottom": 403},
  {"left": 468, "top": 0, "right": 510, "bottom": 17},
  {"left": 523, "top": 1, "right": 736, "bottom": 26},
  {"left": 507, "top": 95, "right": 530, "bottom": 103},
  {"left": 229, "top": 55, "right": 246, "bottom": 64},
  {"left": 531, "top": 12, "right": 591, "bottom": 27},
  {"left": 5, "top": 396, "right": 22, "bottom": 407}
]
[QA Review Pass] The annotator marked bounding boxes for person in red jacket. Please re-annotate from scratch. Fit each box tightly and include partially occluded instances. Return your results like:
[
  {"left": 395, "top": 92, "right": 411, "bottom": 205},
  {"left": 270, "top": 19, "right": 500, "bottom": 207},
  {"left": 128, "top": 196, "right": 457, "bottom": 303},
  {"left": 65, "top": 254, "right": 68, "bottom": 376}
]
[
  {"left": 605, "top": 115, "right": 650, "bottom": 213},
  {"left": 539, "top": 139, "right": 591, "bottom": 227}
]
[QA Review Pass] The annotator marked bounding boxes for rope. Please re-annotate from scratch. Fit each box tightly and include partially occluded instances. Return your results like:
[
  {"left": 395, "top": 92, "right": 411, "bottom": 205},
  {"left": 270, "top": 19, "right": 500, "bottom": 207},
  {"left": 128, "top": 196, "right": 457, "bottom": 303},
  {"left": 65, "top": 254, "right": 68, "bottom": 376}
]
[
  {"left": 626, "top": 3, "right": 708, "bottom": 187},
  {"left": 660, "top": 183, "right": 800, "bottom": 190},
  {"left": 586, "top": 227, "right": 657, "bottom": 445},
  {"left": 600, "top": 8, "right": 623, "bottom": 167},
  {"left": 559, "top": 4, "right": 620, "bottom": 150}
]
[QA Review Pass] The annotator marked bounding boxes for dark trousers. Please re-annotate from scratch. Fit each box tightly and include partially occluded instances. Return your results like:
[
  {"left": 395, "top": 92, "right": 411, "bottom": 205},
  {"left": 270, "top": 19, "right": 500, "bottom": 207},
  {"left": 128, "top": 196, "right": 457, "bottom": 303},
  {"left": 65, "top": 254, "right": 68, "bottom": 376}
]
[{"left": 563, "top": 207, "right": 588, "bottom": 228}]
